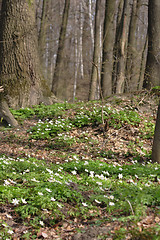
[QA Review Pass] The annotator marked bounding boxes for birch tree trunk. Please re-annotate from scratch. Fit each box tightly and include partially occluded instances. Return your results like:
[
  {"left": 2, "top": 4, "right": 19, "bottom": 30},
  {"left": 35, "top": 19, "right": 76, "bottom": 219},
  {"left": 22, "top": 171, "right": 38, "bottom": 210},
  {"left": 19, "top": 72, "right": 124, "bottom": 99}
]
[
  {"left": 79, "top": 1, "right": 84, "bottom": 79},
  {"left": 88, "top": 0, "right": 94, "bottom": 50}
]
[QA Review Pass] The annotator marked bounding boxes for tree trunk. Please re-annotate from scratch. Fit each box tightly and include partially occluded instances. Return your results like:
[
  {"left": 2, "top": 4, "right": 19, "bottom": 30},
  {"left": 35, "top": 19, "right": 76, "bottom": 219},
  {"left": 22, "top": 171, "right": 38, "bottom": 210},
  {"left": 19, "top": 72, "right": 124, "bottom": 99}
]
[
  {"left": 51, "top": 0, "right": 70, "bottom": 99},
  {"left": 0, "top": 0, "right": 58, "bottom": 126},
  {"left": 88, "top": 0, "right": 94, "bottom": 50},
  {"left": 38, "top": 0, "right": 48, "bottom": 71},
  {"left": 126, "top": 0, "right": 141, "bottom": 92},
  {"left": 0, "top": 0, "right": 44, "bottom": 109},
  {"left": 101, "top": 0, "right": 116, "bottom": 98},
  {"left": 89, "top": 0, "right": 103, "bottom": 100},
  {"left": 137, "top": 34, "right": 148, "bottom": 90},
  {"left": 149, "top": 0, "right": 160, "bottom": 163},
  {"left": 115, "top": 0, "right": 130, "bottom": 94},
  {"left": 144, "top": 0, "right": 160, "bottom": 89},
  {"left": 152, "top": 102, "right": 160, "bottom": 163}
]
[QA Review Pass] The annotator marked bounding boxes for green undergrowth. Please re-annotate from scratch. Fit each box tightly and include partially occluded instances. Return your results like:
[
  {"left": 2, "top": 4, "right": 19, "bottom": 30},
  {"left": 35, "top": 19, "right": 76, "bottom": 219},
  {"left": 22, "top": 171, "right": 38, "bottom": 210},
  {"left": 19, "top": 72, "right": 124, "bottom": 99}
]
[
  {"left": 0, "top": 155, "right": 160, "bottom": 238},
  {"left": 10, "top": 101, "right": 155, "bottom": 140},
  {"left": 2, "top": 97, "right": 158, "bottom": 238}
]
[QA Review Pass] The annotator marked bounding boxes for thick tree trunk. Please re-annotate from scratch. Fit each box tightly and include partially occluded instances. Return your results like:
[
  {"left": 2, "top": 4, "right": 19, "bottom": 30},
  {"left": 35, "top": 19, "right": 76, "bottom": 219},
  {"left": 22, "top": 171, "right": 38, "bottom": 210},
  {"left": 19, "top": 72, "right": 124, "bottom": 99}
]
[
  {"left": 152, "top": 102, "right": 160, "bottom": 163},
  {"left": 144, "top": 0, "right": 160, "bottom": 89},
  {"left": 0, "top": 0, "right": 59, "bottom": 126},
  {"left": 0, "top": 0, "right": 45, "bottom": 109},
  {"left": 101, "top": 0, "right": 116, "bottom": 98},
  {"left": 89, "top": 0, "right": 102, "bottom": 100},
  {"left": 51, "top": 0, "right": 70, "bottom": 99}
]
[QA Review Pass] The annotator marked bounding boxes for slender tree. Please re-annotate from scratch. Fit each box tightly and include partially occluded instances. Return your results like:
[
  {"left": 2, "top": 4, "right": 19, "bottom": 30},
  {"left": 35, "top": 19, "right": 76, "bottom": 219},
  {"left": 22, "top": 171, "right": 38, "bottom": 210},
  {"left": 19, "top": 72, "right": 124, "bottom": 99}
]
[
  {"left": 115, "top": 0, "right": 130, "bottom": 94},
  {"left": 150, "top": 0, "right": 160, "bottom": 163},
  {"left": 51, "top": 0, "right": 70, "bottom": 99},
  {"left": 38, "top": 0, "right": 48, "bottom": 68},
  {"left": 89, "top": 0, "right": 103, "bottom": 100},
  {"left": 126, "top": 0, "right": 141, "bottom": 91},
  {"left": 144, "top": 0, "right": 160, "bottom": 89},
  {"left": 101, "top": 0, "right": 116, "bottom": 98}
]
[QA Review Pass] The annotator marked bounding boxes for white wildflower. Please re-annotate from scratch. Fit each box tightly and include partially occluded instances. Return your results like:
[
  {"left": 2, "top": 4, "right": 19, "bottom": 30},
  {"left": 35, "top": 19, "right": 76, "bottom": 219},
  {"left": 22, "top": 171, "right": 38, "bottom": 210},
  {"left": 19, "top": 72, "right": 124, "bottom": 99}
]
[
  {"left": 40, "top": 221, "right": 44, "bottom": 226},
  {"left": 21, "top": 198, "right": 27, "bottom": 204},
  {"left": 31, "top": 178, "right": 40, "bottom": 182},
  {"left": 12, "top": 198, "right": 19, "bottom": 205},
  {"left": 4, "top": 180, "right": 10, "bottom": 186},
  {"left": 109, "top": 195, "right": 114, "bottom": 200},
  {"left": 82, "top": 202, "right": 88, "bottom": 207},
  {"left": 8, "top": 230, "right": 14, "bottom": 234},
  {"left": 71, "top": 170, "right": 77, "bottom": 175},
  {"left": 118, "top": 173, "right": 123, "bottom": 179},
  {"left": 90, "top": 171, "right": 94, "bottom": 178},
  {"left": 57, "top": 203, "right": 62, "bottom": 208},
  {"left": 51, "top": 197, "right": 56, "bottom": 201},
  {"left": 46, "top": 188, "right": 52, "bottom": 193},
  {"left": 109, "top": 202, "right": 115, "bottom": 206},
  {"left": 96, "top": 181, "right": 102, "bottom": 186},
  {"left": 38, "top": 192, "right": 43, "bottom": 196}
]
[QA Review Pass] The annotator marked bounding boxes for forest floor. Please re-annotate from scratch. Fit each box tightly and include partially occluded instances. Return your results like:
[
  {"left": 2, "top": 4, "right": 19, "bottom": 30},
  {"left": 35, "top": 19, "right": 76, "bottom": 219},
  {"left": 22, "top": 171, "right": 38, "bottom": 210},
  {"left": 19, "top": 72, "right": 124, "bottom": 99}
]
[{"left": 0, "top": 91, "right": 160, "bottom": 240}]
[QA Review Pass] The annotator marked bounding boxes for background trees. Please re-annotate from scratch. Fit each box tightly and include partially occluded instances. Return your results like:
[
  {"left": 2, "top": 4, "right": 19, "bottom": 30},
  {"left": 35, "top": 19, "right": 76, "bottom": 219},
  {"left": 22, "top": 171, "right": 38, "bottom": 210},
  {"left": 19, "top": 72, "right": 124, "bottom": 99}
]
[
  {"left": 33, "top": 0, "right": 149, "bottom": 101},
  {"left": 0, "top": 0, "right": 150, "bottom": 105}
]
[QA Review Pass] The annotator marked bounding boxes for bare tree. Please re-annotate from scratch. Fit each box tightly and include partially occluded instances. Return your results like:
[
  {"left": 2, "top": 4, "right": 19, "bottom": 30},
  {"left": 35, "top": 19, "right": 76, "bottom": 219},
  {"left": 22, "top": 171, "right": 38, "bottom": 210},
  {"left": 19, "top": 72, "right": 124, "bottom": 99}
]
[
  {"left": 101, "top": 0, "right": 116, "bottom": 98},
  {"left": 126, "top": 0, "right": 141, "bottom": 91},
  {"left": 89, "top": 0, "right": 104, "bottom": 100},
  {"left": 115, "top": 0, "right": 130, "bottom": 94},
  {"left": 51, "top": 0, "right": 70, "bottom": 99},
  {"left": 150, "top": 0, "right": 160, "bottom": 163},
  {"left": 144, "top": 0, "right": 160, "bottom": 89}
]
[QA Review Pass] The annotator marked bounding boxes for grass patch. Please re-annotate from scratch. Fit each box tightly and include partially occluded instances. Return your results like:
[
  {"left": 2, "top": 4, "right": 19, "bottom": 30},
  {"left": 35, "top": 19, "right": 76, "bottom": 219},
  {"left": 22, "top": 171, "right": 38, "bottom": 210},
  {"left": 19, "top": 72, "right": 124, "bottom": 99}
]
[{"left": 0, "top": 155, "right": 160, "bottom": 238}]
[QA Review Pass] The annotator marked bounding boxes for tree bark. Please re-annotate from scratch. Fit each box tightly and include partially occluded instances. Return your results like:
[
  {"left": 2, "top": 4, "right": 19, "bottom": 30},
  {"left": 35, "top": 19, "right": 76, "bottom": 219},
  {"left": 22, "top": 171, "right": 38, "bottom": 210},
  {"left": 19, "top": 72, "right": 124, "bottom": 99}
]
[
  {"left": 0, "top": 0, "right": 58, "bottom": 126},
  {"left": 149, "top": 0, "right": 160, "bottom": 163},
  {"left": 144, "top": 0, "right": 160, "bottom": 89},
  {"left": 152, "top": 102, "right": 160, "bottom": 163},
  {"left": 0, "top": 0, "right": 44, "bottom": 109},
  {"left": 89, "top": 0, "right": 103, "bottom": 100},
  {"left": 115, "top": 0, "right": 130, "bottom": 94},
  {"left": 51, "top": 0, "right": 70, "bottom": 99},
  {"left": 101, "top": 0, "right": 116, "bottom": 98},
  {"left": 137, "top": 34, "right": 148, "bottom": 90},
  {"left": 126, "top": 0, "right": 141, "bottom": 92},
  {"left": 38, "top": 0, "right": 48, "bottom": 71}
]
